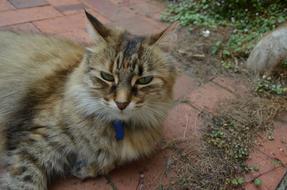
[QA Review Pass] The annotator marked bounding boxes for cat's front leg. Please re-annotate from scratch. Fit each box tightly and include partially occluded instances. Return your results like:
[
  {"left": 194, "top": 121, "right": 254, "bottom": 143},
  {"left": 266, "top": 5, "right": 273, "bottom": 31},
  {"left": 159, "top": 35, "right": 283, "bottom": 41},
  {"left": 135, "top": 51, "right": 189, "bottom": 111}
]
[
  {"left": 71, "top": 151, "right": 116, "bottom": 179},
  {"left": 70, "top": 159, "right": 98, "bottom": 179},
  {"left": 0, "top": 153, "right": 47, "bottom": 190}
]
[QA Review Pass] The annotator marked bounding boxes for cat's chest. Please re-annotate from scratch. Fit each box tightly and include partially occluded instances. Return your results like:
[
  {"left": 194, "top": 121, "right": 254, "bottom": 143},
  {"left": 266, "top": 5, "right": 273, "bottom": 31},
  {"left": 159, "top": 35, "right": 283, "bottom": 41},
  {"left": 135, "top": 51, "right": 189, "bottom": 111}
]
[{"left": 80, "top": 124, "right": 161, "bottom": 163}]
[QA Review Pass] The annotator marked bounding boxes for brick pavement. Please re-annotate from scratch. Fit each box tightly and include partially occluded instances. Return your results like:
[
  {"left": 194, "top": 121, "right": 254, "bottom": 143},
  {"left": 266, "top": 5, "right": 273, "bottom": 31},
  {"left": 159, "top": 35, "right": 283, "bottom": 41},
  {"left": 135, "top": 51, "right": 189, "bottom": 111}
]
[{"left": 0, "top": 0, "right": 286, "bottom": 189}]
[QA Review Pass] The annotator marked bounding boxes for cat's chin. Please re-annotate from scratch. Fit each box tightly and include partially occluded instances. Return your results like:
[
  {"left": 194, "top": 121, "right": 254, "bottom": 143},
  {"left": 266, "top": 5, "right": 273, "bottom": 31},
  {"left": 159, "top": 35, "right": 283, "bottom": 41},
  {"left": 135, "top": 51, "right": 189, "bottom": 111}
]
[
  {"left": 106, "top": 101, "right": 137, "bottom": 121},
  {"left": 109, "top": 108, "right": 135, "bottom": 121},
  {"left": 112, "top": 112, "right": 130, "bottom": 121}
]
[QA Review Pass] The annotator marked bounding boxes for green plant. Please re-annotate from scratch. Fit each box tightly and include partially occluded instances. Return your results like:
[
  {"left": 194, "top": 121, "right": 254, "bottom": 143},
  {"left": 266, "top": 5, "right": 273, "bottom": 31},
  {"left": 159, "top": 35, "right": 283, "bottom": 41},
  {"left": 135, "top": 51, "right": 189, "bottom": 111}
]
[
  {"left": 221, "top": 60, "right": 233, "bottom": 70},
  {"left": 206, "top": 118, "right": 251, "bottom": 162},
  {"left": 226, "top": 177, "right": 245, "bottom": 187},
  {"left": 248, "top": 165, "right": 260, "bottom": 172},
  {"left": 254, "top": 178, "right": 262, "bottom": 186},
  {"left": 211, "top": 41, "right": 222, "bottom": 55},
  {"left": 162, "top": 0, "right": 287, "bottom": 62},
  {"left": 256, "top": 77, "right": 287, "bottom": 95},
  {"left": 161, "top": 1, "right": 221, "bottom": 28}
]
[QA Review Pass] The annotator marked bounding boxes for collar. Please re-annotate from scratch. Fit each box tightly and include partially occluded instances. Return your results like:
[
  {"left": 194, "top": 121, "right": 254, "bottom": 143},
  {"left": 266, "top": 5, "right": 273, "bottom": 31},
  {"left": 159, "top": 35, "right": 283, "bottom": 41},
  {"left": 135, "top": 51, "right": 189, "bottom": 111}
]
[{"left": 112, "top": 120, "right": 125, "bottom": 141}]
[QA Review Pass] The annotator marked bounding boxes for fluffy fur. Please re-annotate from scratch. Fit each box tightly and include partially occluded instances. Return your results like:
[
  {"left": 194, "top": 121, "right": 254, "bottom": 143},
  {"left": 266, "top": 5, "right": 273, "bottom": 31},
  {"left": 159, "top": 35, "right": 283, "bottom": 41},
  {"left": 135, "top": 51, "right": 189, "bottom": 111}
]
[
  {"left": 246, "top": 25, "right": 287, "bottom": 74},
  {"left": 0, "top": 12, "right": 177, "bottom": 190}
]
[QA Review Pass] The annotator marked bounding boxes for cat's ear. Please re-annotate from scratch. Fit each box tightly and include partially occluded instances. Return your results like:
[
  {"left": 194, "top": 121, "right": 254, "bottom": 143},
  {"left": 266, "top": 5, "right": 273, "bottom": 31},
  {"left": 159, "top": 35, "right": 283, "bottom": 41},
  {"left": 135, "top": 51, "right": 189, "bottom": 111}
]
[
  {"left": 146, "top": 22, "right": 179, "bottom": 51},
  {"left": 85, "top": 10, "right": 111, "bottom": 43}
]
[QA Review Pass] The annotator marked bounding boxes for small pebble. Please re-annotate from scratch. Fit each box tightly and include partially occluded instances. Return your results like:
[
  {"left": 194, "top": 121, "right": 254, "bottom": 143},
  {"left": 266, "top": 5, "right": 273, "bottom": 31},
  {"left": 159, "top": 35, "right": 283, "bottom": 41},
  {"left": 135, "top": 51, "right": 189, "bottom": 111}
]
[{"left": 202, "top": 30, "right": 210, "bottom": 37}]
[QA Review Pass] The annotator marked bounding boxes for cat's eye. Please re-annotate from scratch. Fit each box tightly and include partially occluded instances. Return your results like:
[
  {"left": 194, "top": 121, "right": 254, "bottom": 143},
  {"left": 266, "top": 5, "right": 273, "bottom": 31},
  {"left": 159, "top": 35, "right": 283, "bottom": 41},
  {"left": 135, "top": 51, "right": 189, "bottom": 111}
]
[
  {"left": 136, "top": 76, "right": 153, "bottom": 85},
  {"left": 100, "top": 71, "right": 114, "bottom": 82}
]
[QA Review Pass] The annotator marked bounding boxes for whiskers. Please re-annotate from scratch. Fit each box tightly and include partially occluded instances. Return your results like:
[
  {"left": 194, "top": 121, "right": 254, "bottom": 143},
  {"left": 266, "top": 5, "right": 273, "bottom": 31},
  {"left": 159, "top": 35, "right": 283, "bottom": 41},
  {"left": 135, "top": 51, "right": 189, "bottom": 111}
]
[
  {"left": 67, "top": 82, "right": 172, "bottom": 128},
  {"left": 129, "top": 101, "right": 171, "bottom": 128}
]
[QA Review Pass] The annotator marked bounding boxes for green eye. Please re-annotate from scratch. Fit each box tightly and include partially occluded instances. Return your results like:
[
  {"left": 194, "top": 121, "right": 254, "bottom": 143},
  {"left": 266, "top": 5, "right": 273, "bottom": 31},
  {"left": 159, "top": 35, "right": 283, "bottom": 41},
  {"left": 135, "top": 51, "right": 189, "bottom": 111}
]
[
  {"left": 100, "top": 71, "right": 114, "bottom": 82},
  {"left": 136, "top": 76, "right": 153, "bottom": 85}
]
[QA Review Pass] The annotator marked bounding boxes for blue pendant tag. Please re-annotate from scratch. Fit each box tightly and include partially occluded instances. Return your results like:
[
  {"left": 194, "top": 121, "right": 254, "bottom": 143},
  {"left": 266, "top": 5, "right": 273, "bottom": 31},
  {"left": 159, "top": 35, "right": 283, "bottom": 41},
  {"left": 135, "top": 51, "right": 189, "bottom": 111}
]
[{"left": 112, "top": 120, "right": 125, "bottom": 141}]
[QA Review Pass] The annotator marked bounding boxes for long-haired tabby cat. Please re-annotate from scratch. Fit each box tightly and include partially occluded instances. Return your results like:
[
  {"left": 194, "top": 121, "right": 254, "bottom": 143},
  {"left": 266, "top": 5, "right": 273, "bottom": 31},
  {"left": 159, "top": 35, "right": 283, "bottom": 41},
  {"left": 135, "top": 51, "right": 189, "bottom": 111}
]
[{"left": 0, "top": 11, "right": 177, "bottom": 190}]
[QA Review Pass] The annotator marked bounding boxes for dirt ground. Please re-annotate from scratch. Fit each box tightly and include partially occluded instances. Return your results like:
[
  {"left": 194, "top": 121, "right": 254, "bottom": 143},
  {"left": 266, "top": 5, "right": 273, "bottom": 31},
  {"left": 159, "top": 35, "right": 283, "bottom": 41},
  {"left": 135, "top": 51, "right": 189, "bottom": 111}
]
[{"left": 166, "top": 25, "right": 287, "bottom": 189}]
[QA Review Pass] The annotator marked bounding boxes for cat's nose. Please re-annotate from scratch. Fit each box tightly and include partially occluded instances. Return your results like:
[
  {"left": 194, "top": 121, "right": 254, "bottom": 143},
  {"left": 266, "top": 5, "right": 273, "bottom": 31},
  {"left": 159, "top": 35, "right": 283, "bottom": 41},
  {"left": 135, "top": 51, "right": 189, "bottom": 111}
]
[{"left": 115, "top": 101, "right": 129, "bottom": 110}]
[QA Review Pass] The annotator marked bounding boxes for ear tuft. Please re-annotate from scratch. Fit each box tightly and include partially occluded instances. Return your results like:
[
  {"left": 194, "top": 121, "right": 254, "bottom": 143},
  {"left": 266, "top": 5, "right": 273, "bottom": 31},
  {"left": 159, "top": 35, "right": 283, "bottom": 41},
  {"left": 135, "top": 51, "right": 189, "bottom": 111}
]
[
  {"left": 85, "top": 10, "right": 111, "bottom": 42},
  {"left": 147, "top": 22, "right": 179, "bottom": 48}
]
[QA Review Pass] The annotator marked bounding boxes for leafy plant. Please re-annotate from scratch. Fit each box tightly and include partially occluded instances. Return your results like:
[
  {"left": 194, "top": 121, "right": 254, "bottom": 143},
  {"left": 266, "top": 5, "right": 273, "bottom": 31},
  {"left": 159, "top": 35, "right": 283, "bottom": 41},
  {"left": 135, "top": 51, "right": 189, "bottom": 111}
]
[
  {"left": 161, "top": 0, "right": 287, "bottom": 61},
  {"left": 256, "top": 77, "right": 287, "bottom": 95},
  {"left": 254, "top": 178, "right": 262, "bottom": 186},
  {"left": 232, "top": 177, "right": 245, "bottom": 186}
]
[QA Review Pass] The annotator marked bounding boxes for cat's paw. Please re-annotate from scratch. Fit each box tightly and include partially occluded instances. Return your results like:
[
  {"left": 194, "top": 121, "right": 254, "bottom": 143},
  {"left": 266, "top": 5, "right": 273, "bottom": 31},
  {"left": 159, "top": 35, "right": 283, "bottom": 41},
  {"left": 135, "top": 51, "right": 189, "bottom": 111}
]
[{"left": 70, "top": 160, "right": 97, "bottom": 180}]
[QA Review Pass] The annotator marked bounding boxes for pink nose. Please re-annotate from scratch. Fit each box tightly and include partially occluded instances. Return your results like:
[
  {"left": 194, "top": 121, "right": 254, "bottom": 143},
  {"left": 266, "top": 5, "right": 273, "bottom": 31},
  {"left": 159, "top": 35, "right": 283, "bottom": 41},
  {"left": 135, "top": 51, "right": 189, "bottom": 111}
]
[{"left": 115, "top": 101, "right": 129, "bottom": 110}]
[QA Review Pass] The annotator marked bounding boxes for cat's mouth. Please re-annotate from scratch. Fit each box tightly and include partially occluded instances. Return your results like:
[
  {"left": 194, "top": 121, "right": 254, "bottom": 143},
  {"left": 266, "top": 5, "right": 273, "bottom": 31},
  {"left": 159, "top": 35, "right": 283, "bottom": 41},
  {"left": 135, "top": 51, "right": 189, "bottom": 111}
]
[
  {"left": 109, "top": 100, "right": 136, "bottom": 112},
  {"left": 102, "top": 100, "right": 147, "bottom": 121}
]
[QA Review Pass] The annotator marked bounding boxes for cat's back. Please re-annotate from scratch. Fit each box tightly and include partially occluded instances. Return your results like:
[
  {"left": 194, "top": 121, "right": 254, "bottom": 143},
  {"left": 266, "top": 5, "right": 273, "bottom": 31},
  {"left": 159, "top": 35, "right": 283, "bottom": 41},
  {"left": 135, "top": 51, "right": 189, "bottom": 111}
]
[
  {"left": 0, "top": 31, "right": 85, "bottom": 72},
  {"left": 0, "top": 31, "right": 85, "bottom": 121},
  {"left": 0, "top": 31, "right": 85, "bottom": 157}
]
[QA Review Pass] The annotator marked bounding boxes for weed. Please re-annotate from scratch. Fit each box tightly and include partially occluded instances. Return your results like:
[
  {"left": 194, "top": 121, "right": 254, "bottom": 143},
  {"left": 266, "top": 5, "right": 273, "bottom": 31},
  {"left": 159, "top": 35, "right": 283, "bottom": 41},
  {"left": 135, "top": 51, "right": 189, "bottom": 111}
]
[
  {"left": 221, "top": 60, "right": 233, "bottom": 70},
  {"left": 162, "top": 0, "right": 287, "bottom": 63},
  {"left": 256, "top": 77, "right": 287, "bottom": 95},
  {"left": 254, "top": 178, "right": 262, "bottom": 186},
  {"left": 161, "top": 1, "right": 287, "bottom": 189},
  {"left": 271, "top": 159, "right": 284, "bottom": 167},
  {"left": 211, "top": 40, "right": 222, "bottom": 55},
  {"left": 168, "top": 95, "right": 287, "bottom": 189},
  {"left": 227, "top": 177, "right": 245, "bottom": 187}
]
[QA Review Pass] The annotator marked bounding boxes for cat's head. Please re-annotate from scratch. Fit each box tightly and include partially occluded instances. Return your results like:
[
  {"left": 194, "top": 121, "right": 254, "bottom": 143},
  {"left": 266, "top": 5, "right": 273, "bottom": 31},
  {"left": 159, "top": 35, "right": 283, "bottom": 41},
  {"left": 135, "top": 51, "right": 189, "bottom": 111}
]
[{"left": 77, "top": 11, "right": 177, "bottom": 124}]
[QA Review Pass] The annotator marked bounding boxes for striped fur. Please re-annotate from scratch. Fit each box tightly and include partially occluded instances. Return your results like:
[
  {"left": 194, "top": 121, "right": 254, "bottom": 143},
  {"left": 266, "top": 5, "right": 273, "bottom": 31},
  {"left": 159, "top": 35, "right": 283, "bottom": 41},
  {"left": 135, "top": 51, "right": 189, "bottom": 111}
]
[{"left": 0, "top": 12, "right": 177, "bottom": 190}]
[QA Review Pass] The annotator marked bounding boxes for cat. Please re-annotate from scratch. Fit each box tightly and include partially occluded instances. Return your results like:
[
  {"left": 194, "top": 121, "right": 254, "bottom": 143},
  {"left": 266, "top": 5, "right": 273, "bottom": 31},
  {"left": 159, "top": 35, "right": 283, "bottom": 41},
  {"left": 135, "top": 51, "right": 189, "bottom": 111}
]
[
  {"left": 0, "top": 11, "right": 177, "bottom": 190},
  {"left": 247, "top": 25, "right": 287, "bottom": 74}
]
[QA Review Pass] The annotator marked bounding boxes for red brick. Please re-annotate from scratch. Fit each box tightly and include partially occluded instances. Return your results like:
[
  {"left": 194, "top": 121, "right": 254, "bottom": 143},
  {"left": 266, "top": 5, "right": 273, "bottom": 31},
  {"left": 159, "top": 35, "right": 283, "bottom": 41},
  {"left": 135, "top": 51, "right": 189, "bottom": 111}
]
[
  {"left": 85, "top": 0, "right": 132, "bottom": 22},
  {"left": 113, "top": 15, "right": 164, "bottom": 35},
  {"left": 47, "top": 0, "right": 81, "bottom": 6},
  {"left": 0, "top": 1, "right": 15, "bottom": 11},
  {"left": 109, "top": 0, "right": 128, "bottom": 5},
  {"left": 245, "top": 149, "right": 282, "bottom": 183},
  {"left": 8, "top": 0, "right": 49, "bottom": 9},
  {"left": 212, "top": 76, "right": 250, "bottom": 96},
  {"left": 0, "top": 23, "right": 39, "bottom": 33},
  {"left": 56, "top": 29, "right": 91, "bottom": 44},
  {"left": 258, "top": 167, "right": 287, "bottom": 190},
  {"left": 173, "top": 74, "right": 199, "bottom": 100},
  {"left": 110, "top": 150, "right": 174, "bottom": 190},
  {"left": 54, "top": 3, "right": 87, "bottom": 15},
  {"left": 33, "top": 13, "right": 85, "bottom": 34},
  {"left": 256, "top": 120, "right": 287, "bottom": 165},
  {"left": 244, "top": 104, "right": 287, "bottom": 189},
  {"left": 245, "top": 182, "right": 269, "bottom": 190},
  {"left": 188, "top": 82, "right": 235, "bottom": 112},
  {"left": 84, "top": 8, "right": 110, "bottom": 25},
  {"left": 50, "top": 176, "right": 111, "bottom": 190},
  {"left": 120, "top": 0, "right": 166, "bottom": 21},
  {"left": 0, "top": 6, "right": 61, "bottom": 27},
  {"left": 109, "top": 0, "right": 151, "bottom": 5},
  {"left": 163, "top": 104, "right": 202, "bottom": 140},
  {"left": 33, "top": 11, "right": 109, "bottom": 35},
  {"left": 85, "top": 0, "right": 164, "bottom": 34}
]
